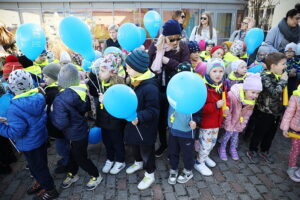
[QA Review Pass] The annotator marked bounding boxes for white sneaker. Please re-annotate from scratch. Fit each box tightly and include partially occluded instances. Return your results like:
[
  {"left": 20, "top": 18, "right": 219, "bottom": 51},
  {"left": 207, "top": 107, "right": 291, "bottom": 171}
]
[
  {"left": 205, "top": 157, "right": 216, "bottom": 168},
  {"left": 110, "top": 162, "right": 126, "bottom": 175},
  {"left": 287, "top": 167, "right": 300, "bottom": 182},
  {"left": 194, "top": 163, "right": 213, "bottom": 176},
  {"left": 168, "top": 169, "right": 178, "bottom": 185},
  {"left": 295, "top": 168, "right": 300, "bottom": 178},
  {"left": 137, "top": 172, "right": 155, "bottom": 190},
  {"left": 86, "top": 174, "right": 103, "bottom": 190},
  {"left": 126, "top": 161, "right": 143, "bottom": 174},
  {"left": 177, "top": 169, "right": 193, "bottom": 184},
  {"left": 102, "top": 160, "right": 114, "bottom": 174},
  {"left": 61, "top": 173, "right": 80, "bottom": 189}
]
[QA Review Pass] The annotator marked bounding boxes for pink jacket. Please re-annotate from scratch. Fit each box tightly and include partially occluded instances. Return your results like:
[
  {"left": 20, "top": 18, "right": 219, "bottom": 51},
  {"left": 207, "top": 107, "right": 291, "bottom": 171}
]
[
  {"left": 224, "top": 84, "right": 255, "bottom": 132},
  {"left": 280, "top": 95, "right": 300, "bottom": 132}
]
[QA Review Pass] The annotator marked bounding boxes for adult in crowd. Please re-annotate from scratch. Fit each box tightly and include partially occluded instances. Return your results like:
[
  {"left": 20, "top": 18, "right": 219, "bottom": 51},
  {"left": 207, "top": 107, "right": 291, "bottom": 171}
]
[
  {"left": 229, "top": 17, "right": 255, "bottom": 42},
  {"left": 105, "top": 24, "right": 121, "bottom": 49},
  {"left": 265, "top": 4, "right": 300, "bottom": 52},
  {"left": 172, "top": 10, "right": 188, "bottom": 40},
  {"left": 189, "top": 12, "right": 217, "bottom": 44},
  {"left": 148, "top": 19, "right": 190, "bottom": 157}
]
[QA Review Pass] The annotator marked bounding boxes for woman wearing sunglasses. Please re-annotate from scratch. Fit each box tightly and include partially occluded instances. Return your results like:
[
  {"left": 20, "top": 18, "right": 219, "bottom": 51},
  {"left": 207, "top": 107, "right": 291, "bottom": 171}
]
[
  {"left": 172, "top": 10, "right": 188, "bottom": 40},
  {"left": 189, "top": 12, "right": 217, "bottom": 45},
  {"left": 148, "top": 19, "right": 190, "bottom": 157},
  {"left": 229, "top": 17, "right": 255, "bottom": 42}
]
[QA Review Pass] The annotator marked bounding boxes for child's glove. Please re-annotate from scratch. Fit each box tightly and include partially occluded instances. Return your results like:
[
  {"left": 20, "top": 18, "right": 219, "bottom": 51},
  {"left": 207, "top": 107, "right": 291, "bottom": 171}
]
[
  {"left": 189, "top": 121, "right": 197, "bottom": 130},
  {"left": 283, "top": 130, "right": 289, "bottom": 138}
]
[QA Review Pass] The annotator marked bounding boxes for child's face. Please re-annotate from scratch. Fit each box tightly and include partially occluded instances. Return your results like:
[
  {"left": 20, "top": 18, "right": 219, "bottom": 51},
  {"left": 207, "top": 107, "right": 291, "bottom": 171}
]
[
  {"left": 284, "top": 51, "right": 295, "bottom": 59},
  {"left": 209, "top": 67, "right": 224, "bottom": 83},
  {"left": 126, "top": 65, "right": 141, "bottom": 78},
  {"left": 206, "top": 45, "right": 214, "bottom": 52},
  {"left": 99, "top": 66, "right": 111, "bottom": 81},
  {"left": 271, "top": 59, "right": 287, "bottom": 75},
  {"left": 109, "top": 29, "right": 118, "bottom": 40},
  {"left": 36, "top": 54, "right": 47, "bottom": 63},
  {"left": 244, "top": 90, "right": 261, "bottom": 101},
  {"left": 236, "top": 62, "right": 248, "bottom": 76},
  {"left": 257, "top": 52, "right": 267, "bottom": 61},
  {"left": 190, "top": 52, "right": 200, "bottom": 61},
  {"left": 43, "top": 74, "right": 55, "bottom": 85},
  {"left": 212, "top": 49, "right": 224, "bottom": 59}
]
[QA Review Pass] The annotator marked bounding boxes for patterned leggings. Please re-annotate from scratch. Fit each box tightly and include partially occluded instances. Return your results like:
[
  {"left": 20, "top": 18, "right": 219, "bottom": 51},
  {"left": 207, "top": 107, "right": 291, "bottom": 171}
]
[
  {"left": 197, "top": 128, "right": 219, "bottom": 163},
  {"left": 289, "top": 138, "right": 300, "bottom": 167},
  {"left": 220, "top": 131, "right": 239, "bottom": 150}
]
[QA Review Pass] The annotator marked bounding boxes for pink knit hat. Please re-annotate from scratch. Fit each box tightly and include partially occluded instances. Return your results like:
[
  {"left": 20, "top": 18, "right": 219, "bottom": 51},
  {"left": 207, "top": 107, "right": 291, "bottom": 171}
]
[{"left": 243, "top": 73, "right": 262, "bottom": 91}]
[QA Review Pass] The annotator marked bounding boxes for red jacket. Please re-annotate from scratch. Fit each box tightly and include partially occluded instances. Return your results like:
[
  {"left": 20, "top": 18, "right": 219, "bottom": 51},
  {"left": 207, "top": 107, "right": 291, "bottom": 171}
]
[{"left": 200, "top": 83, "right": 229, "bottom": 129}]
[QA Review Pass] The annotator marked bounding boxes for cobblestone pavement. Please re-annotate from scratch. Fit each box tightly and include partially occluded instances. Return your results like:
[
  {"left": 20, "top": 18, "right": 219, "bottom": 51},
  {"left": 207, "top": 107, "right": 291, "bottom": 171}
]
[{"left": 0, "top": 131, "right": 299, "bottom": 200}]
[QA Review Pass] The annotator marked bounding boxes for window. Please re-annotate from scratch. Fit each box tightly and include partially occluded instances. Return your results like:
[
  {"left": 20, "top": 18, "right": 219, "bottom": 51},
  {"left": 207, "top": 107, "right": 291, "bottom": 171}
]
[
  {"left": 0, "top": 9, "right": 20, "bottom": 29},
  {"left": 21, "top": 11, "right": 41, "bottom": 25},
  {"left": 216, "top": 13, "right": 232, "bottom": 43}
]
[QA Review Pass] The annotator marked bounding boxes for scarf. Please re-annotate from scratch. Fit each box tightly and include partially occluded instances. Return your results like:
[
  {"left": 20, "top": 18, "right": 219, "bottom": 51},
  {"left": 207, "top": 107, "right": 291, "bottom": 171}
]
[
  {"left": 45, "top": 81, "right": 58, "bottom": 90},
  {"left": 293, "top": 85, "right": 300, "bottom": 97},
  {"left": 130, "top": 69, "right": 155, "bottom": 87},
  {"left": 278, "top": 18, "right": 300, "bottom": 43},
  {"left": 150, "top": 37, "right": 174, "bottom": 74},
  {"left": 239, "top": 86, "right": 255, "bottom": 105},
  {"left": 204, "top": 74, "right": 223, "bottom": 94},
  {"left": 228, "top": 71, "right": 247, "bottom": 81}
]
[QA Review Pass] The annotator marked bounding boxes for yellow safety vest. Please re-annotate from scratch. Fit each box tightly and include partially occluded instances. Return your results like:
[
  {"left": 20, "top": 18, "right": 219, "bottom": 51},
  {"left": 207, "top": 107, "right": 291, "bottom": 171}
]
[
  {"left": 13, "top": 88, "right": 39, "bottom": 99},
  {"left": 24, "top": 65, "right": 42, "bottom": 78},
  {"left": 69, "top": 84, "right": 88, "bottom": 102}
]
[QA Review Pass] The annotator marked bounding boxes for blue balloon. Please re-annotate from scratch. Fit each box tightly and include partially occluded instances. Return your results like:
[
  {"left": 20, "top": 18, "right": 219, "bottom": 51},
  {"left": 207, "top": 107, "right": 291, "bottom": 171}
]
[
  {"left": 245, "top": 28, "right": 264, "bottom": 55},
  {"left": 117, "top": 23, "right": 141, "bottom": 51},
  {"left": 137, "top": 27, "right": 146, "bottom": 46},
  {"left": 88, "top": 127, "right": 102, "bottom": 144},
  {"left": 59, "top": 16, "right": 95, "bottom": 62},
  {"left": 248, "top": 64, "right": 264, "bottom": 73},
  {"left": 0, "top": 93, "right": 14, "bottom": 117},
  {"left": 144, "top": 11, "right": 162, "bottom": 38},
  {"left": 94, "top": 50, "right": 102, "bottom": 59},
  {"left": 104, "top": 47, "right": 122, "bottom": 55},
  {"left": 167, "top": 72, "right": 207, "bottom": 114},
  {"left": 82, "top": 59, "right": 92, "bottom": 72},
  {"left": 16, "top": 23, "right": 46, "bottom": 61},
  {"left": 103, "top": 84, "right": 138, "bottom": 121}
]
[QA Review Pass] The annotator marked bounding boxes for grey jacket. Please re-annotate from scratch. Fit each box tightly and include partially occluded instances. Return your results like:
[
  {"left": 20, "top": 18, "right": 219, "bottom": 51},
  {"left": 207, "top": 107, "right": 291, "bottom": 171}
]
[{"left": 229, "top": 30, "right": 246, "bottom": 42}]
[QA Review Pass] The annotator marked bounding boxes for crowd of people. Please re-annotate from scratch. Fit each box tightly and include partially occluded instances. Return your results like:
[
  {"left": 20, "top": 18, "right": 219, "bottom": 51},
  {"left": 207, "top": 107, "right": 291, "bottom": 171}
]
[{"left": 0, "top": 4, "right": 300, "bottom": 200}]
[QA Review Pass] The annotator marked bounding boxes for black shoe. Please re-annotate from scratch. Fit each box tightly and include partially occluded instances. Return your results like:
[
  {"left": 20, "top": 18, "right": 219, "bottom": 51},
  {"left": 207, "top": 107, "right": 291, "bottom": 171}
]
[
  {"left": 246, "top": 151, "right": 259, "bottom": 164},
  {"left": 33, "top": 189, "right": 59, "bottom": 200},
  {"left": 54, "top": 165, "right": 68, "bottom": 174},
  {"left": 155, "top": 146, "right": 167, "bottom": 158},
  {"left": 259, "top": 152, "right": 274, "bottom": 164},
  {"left": 27, "top": 181, "right": 42, "bottom": 195}
]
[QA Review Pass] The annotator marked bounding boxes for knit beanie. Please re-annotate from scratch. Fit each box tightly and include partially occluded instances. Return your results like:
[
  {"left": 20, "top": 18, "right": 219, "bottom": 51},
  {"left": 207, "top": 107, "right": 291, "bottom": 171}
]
[
  {"left": 210, "top": 45, "right": 225, "bottom": 56},
  {"left": 188, "top": 41, "right": 200, "bottom": 53},
  {"left": 46, "top": 50, "right": 55, "bottom": 62},
  {"left": 97, "top": 53, "right": 122, "bottom": 74},
  {"left": 230, "top": 40, "right": 245, "bottom": 57},
  {"left": 18, "top": 55, "right": 33, "bottom": 68},
  {"left": 206, "top": 40, "right": 215, "bottom": 47},
  {"left": 176, "top": 61, "right": 192, "bottom": 73},
  {"left": 60, "top": 51, "right": 71, "bottom": 63},
  {"left": 125, "top": 49, "right": 149, "bottom": 73},
  {"left": 257, "top": 43, "right": 272, "bottom": 54},
  {"left": 223, "top": 41, "right": 233, "bottom": 49},
  {"left": 231, "top": 59, "right": 247, "bottom": 72},
  {"left": 8, "top": 69, "right": 33, "bottom": 95},
  {"left": 285, "top": 42, "right": 297, "bottom": 52},
  {"left": 57, "top": 64, "right": 80, "bottom": 88},
  {"left": 43, "top": 63, "right": 62, "bottom": 81},
  {"left": 6, "top": 55, "right": 18, "bottom": 63},
  {"left": 162, "top": 19, "right": 182, "bottom": 36},
  {"left": 243, "top": 73, "right": 262, "bottom": 91},
  {"left": 206, "top": 58, "right": 225, "bottom": 74}
]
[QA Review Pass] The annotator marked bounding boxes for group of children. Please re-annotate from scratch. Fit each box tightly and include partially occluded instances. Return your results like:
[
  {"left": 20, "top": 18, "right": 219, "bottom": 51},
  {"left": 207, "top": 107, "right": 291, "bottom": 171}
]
[{"left": 0, "top": 22, "right": 300, "bottom": 200}]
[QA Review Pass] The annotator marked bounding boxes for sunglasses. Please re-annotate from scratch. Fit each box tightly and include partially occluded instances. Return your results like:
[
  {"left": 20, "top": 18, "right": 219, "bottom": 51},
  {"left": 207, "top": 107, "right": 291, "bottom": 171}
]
[
  {"left": 241, "top": 21, "right": 248, "bottom": 25},
  {"left": 201, "top": 17, "right": 207, "bottom": 20},
  {"left": 168, "top": 37, "right": 182, "bottom": 42},
  {"left": 181, "top": 15, "right": 186, "bottom": 19}
]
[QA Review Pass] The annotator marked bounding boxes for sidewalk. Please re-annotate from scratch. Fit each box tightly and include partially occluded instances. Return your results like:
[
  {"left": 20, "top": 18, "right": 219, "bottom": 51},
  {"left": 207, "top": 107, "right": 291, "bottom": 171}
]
[{"left": 0, "top": 131, "right": 299, "bottom": 200}]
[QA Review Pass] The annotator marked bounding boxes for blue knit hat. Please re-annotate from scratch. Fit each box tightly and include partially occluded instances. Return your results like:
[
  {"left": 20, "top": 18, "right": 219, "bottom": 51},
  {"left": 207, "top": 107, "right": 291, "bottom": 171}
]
[
  {"left": 125, "top": 50, "right": 149, "bottom": 73},
  {"left": 162, "top": 20, "right": 181, "bottom": 36},
  {"left": 188, "top": 41, "right": 200, "bottom": 53}
]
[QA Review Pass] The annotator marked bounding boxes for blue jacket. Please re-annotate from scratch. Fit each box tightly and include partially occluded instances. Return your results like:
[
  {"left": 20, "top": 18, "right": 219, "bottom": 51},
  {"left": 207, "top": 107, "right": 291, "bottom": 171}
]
[
  {"left": 51, "top": 88, "right": 90, "bottom": 141},
  {"left": 167, "top": 106, "right": 201, "bottom": 139},
  {"left": 0, "top": 93, "right": 48, "bottom": 151}
]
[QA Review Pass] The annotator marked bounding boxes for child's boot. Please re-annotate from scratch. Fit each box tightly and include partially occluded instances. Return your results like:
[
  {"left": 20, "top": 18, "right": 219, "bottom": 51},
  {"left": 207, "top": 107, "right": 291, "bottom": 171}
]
[{"left": 230, "top": 147, "right": 239, "bottom": 160}]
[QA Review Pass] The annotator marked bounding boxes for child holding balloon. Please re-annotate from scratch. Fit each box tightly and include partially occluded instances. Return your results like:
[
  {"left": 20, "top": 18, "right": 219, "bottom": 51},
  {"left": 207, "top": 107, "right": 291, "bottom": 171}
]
[
  {"left": 226, "top": 59, "right": 248, "bottom": 89},
  {"left": 280, "top": 85, "right": 300, "bottom": 182},
  {"left": 219, "top": 73, "right": 262, "bottom": 161},
  {"left": 124, "top": 50, "right": 160, "bottom": 190},
  {"left": 194, "top": 58, "right": 229, "bottom": 176},
  {"left": 188, "top": 41, "right": 206, "bottom": 77}
]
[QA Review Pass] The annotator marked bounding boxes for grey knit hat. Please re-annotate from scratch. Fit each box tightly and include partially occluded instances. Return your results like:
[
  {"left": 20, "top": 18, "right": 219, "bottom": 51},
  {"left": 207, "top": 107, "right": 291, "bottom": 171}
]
[
  {"left": 57, "top": 64, "right": 80, "bottom": 88},
  {"left": 8, "top": 69, "right": 33, "bottom": 95},
  {"left": 43, "top": 63, "right": 62, "bottom": 81}
]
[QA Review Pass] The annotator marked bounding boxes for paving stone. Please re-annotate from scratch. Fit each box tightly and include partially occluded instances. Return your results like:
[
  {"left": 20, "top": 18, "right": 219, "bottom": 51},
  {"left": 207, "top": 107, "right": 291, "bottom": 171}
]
[
  {"left": 174, "top": 184, "right": 187, "bottom": 196},
  {"left": 248, "top": 175, "right": 262, "bottom": 185},
  {"left": 209, "top": 183, "right": 223, "bottom": 196},
  {"left": 243, "top": 183, "right": 262, "bottom": 200}
]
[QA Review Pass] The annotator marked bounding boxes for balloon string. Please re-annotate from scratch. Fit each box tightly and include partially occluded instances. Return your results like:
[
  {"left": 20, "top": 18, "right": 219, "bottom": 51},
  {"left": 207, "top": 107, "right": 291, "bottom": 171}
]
[
  {"left": 134, "top": 125, "right": 144, "bottom": 141},
  {"left": 190, "top": 114, "right": 194, "bottom": 139},
  {"left": 9, "top": 139, "right": 20, "bottom": 154},
  {"left": 86, "top": 74, "right": 100, "bottom": 94}
]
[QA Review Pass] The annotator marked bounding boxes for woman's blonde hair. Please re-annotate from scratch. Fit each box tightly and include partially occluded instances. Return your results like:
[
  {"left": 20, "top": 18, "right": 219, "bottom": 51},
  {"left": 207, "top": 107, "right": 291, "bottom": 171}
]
[
  {"left": 198, "top": 12, "right": 213, "bottom": 39},
  {"left": 47, "top": 38, "right": 73, "bottom": 60},
  {"left": 0, "top": 22, "right": 14, "bottom": 45},
  {"left": 109, "top": 73, "right": 125, "bottom": 85},
  {"left": 244, "top": 17, "right": 255, "bottom": 30}
]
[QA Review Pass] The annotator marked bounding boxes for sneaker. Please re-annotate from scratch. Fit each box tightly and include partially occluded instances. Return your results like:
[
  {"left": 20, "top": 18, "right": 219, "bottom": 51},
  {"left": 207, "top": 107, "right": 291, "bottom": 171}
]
[
  {"left": 54, "top": 165, "right": 68, "bottom": 174},
  {"left": 137, "top": 172, "right": 155, "bottom": 190},
  {"left": 102, "top": 160, "right": 114, "bottom": 174},
  {"left": 230, "top": 148, "right": 239, "bottom": 161},
  {"left": 33, "top": 188, "right": 59, "bottom": 200},
  {"left": 246, "top": 151, "right": 259, "bottom": 164},
  {"left": 27, "top": 181, "right": 42, "bottom": 195},
  {"left": 258, "top": 152, "right": 274, "bottom": 164},
  {"left": 218, "top": 147, "right": 228, "bottom": 161},
  {"left": 61, "top": 173, "right": 79, "bottom": 189},
  {"left": 295, "top": 168, "right": 300, "bottom": 178},
  {"left": 194, "top": 163, "right": 213, "bottom": 176},
  {"left": 177, "top": 169, "right": 193, "bottom": 184},
  {"left": 126, "top": 161, "right": 143, "bottom": 174},
  {"left": 168, "top": 169, "right": 178, "bottom": 185},
  {"left": 86, "top": 175, "right": 103, "bottom": 191},
  {"left": 287, "top": 167, "right": 300, "bottom": 182},
  {"left": 205, "top": 157, "right": 216, "bottom": 168},
  {"left": 155, "top": 146, "right": 167, "bottom": 157},
  {"left": 110, "top": 162, "right": 126, "bottom": 175}
]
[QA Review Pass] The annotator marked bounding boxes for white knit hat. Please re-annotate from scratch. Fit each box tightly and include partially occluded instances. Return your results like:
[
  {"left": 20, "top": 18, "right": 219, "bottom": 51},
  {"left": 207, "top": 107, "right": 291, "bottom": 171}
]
[
  {"left": 231, "top": 59, "right": 247, "bottom": 72},
  {"left": 60, "top": 51, "right": 71, "bottom": 64},
  {"left": 285, "top": 42, "right": 297, "bottom": 52}
]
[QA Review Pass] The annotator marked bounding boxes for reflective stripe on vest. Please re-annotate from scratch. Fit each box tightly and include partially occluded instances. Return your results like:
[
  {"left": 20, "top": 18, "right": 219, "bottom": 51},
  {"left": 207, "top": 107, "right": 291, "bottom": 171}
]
[{"left": 24, "top": 66, "right": 42, "bottom": 78}]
